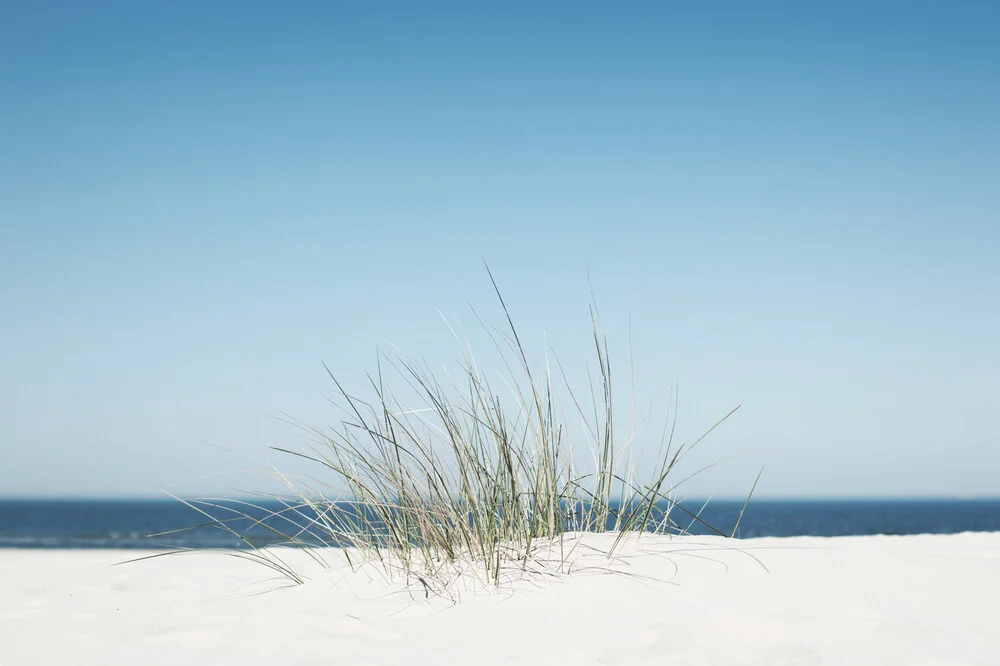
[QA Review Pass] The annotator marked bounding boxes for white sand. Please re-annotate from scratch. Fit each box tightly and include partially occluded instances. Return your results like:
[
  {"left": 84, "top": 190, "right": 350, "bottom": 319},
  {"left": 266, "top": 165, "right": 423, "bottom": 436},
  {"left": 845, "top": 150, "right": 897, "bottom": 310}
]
[{"left": 3, "top": 532, "right": 998, "bottom": 666}]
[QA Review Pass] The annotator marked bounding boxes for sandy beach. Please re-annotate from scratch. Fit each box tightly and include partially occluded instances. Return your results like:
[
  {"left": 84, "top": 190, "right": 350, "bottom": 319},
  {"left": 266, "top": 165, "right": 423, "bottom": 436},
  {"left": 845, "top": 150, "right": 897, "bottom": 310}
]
[{"left": 3, "top": 532, "right": 998, "bottom": 666}]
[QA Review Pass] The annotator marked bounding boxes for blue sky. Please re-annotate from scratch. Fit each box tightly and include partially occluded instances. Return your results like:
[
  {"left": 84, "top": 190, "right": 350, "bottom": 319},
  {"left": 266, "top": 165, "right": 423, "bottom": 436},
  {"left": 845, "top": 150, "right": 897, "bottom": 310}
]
[{"left": 2, "top": 1, "right": 998, "bottom": 498}]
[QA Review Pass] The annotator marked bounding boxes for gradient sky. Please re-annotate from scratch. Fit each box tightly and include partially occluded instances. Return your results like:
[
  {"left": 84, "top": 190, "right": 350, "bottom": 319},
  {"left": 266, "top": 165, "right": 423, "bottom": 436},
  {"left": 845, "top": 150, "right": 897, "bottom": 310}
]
[{"left": 2, "top": 1, "right": 998, "bottom": 498}]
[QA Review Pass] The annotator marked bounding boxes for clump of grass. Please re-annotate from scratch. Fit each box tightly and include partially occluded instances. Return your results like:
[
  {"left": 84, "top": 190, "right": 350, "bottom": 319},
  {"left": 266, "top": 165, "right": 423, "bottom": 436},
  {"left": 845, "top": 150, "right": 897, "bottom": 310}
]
[{"left": 162, "top": 268, "right": 750, "bottom": 591}]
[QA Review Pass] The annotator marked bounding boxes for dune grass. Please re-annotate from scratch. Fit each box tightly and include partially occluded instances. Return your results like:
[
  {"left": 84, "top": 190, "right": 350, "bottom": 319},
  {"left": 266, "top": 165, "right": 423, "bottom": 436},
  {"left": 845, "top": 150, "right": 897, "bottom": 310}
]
[{"left": 154, "top": 268, "right": 752, "bottom": 591}]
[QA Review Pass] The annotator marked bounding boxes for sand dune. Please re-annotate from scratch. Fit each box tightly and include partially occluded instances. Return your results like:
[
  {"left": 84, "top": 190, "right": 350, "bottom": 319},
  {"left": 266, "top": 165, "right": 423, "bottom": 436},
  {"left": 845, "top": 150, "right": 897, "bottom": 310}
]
[{"left": 3, "top": 532, "right": 998, "bottom": 666}]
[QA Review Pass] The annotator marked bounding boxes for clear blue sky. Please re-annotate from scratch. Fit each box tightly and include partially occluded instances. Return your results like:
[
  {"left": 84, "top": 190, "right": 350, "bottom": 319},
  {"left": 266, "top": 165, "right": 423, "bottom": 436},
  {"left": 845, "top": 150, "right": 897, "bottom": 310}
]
[{"left": 2, "top": 1, "right": 997, "bottom": 498}]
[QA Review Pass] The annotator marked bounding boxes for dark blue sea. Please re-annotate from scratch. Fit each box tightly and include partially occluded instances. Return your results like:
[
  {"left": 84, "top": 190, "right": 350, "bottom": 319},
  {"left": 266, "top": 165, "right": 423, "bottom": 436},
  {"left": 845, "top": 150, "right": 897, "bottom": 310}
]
[{"left": 1, "top": 498, "right": 998, "bottom": 549}]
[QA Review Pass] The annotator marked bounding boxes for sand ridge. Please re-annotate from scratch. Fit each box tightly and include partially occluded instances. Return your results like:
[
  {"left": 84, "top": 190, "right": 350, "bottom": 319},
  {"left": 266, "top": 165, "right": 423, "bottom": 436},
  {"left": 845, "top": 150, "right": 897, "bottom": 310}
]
[{"left": 3, "top": 532, "right": 998, "bottom": 665}]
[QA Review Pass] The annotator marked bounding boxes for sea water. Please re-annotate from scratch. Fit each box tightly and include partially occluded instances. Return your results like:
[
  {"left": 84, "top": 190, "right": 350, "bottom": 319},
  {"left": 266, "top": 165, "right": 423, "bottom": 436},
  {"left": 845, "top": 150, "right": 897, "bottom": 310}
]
[{"left": 2, "top": 498, "right": 998, "bottom": 549}]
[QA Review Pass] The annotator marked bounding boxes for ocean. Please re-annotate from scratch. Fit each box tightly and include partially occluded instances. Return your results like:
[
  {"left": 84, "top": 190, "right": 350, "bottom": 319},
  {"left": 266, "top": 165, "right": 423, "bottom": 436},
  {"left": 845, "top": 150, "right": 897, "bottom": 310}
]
[{"left": 2, "top": 498, "right": 999, "bottom": 549}]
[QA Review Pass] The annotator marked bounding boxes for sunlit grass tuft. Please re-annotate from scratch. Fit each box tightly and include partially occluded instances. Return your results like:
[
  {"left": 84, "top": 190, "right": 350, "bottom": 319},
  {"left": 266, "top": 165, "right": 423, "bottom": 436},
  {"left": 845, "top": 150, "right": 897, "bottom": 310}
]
[{"left": 153, "top": 267, "right": 754, "bottom": 592}]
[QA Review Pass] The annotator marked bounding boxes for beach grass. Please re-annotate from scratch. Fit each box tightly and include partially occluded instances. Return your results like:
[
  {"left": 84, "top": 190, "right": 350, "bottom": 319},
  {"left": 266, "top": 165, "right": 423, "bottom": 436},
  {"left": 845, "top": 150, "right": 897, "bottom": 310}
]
[{"left": 156, "top": 267, "right": 750, "bottom": 591}]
